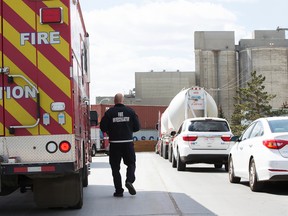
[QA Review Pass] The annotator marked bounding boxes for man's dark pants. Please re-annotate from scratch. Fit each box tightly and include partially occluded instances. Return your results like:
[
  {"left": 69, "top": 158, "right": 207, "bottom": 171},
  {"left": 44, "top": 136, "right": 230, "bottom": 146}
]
[{"left": 109, "top": 142, "right": 136, "bottom": 193}]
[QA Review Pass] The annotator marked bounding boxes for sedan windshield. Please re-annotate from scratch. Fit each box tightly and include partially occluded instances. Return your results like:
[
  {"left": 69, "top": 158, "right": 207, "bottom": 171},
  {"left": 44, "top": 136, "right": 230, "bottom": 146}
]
[{"left": 188, "top": 120, "right": 230, "bottom": 132}]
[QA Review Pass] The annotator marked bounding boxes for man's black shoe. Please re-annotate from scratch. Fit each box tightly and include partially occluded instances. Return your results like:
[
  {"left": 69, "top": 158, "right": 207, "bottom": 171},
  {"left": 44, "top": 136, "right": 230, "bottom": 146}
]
[
  {"left": 113, "top": 192, "right": 123, "bottom": 197},
  {"left": 125, "top": 182, "right": 136, "bottom": 195}
]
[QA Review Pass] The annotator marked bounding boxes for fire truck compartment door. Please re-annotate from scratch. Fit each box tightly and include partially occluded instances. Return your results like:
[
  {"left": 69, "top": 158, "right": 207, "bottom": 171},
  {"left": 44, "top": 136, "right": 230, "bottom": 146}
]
[{"left": 1, "top": 0, "right": 39, "bottom": 136}]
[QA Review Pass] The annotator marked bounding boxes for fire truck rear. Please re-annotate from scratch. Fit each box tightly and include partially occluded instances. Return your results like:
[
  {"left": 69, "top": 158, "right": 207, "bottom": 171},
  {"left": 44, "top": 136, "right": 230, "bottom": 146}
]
[{"left": 0, "top": 0, "right": 91, "bottom": 209}]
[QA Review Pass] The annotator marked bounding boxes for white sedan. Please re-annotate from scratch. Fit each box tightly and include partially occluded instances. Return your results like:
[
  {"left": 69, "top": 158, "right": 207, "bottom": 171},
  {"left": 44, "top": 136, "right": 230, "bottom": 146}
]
[{"left": 229, "top": 116, "right": 288, "bottom": 191}]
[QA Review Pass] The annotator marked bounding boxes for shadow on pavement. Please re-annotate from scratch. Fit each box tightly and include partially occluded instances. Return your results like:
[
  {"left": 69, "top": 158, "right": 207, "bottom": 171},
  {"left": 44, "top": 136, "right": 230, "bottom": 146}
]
[
  {"left": 238, "top": 181, "right": 288, "bottom": 196},
  {"left": 0, "top": 185, "right": 217, "bottom": 216},
  {"left": 185, "top": 166, "right": 227, "bottom": 173}
]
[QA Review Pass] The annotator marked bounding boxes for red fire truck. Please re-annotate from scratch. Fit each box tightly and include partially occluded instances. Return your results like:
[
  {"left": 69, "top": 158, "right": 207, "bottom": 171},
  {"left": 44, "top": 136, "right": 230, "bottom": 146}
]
[{"left": 0, "top": 0, "right": 90, "bottom": 208}]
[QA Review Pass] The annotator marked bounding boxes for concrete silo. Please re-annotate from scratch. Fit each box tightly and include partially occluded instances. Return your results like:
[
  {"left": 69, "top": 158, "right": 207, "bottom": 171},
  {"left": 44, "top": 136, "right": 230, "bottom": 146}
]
[
  {"left": 238, "top": 30, "right": 288, "bottom": 109},
  {"left": 194, "top": 31, "right": 237, "bottom": 120}
]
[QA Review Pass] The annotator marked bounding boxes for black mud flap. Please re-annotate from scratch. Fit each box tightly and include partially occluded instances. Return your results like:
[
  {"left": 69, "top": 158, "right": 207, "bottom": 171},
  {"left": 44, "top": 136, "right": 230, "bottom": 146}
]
[
  {"left": 0, "top": 175, "right": 19, "bottom": 196},
  {"left": 33, "top": 172, "right": 83, "bottom": 209}
]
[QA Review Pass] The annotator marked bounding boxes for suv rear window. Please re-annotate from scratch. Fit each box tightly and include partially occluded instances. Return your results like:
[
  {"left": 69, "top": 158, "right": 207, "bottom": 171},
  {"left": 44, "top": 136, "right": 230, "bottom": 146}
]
[{"left": 188, "top": 120, "right": 230, "bottom": 132}]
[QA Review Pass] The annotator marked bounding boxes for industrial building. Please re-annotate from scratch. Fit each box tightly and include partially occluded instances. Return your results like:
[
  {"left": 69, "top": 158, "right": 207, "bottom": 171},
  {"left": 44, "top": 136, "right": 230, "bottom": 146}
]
[
  {"left": 95, "top": 29, "right": 288, "bottom": 127},
  {"left": 132, "top": 30, "right": 288, "bottom": 121},
  {"left": 238, "top": 30, "right": 288, "bottom": 109},
  {"left": 135, "top": 71, "right": 195, "bottom": 105},
  {"left": 194, "top": 31, "right": 237, "bottom": 119}
]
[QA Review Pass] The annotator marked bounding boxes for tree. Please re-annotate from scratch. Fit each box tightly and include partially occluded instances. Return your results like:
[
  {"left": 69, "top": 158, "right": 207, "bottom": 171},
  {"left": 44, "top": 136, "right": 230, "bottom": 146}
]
[
  {"left": 230, "top": 71, "right": 276, "bottom": 136},
  {"left": 271, "top": 101, "right": 288, "bottom": 116},
  {"left": 218, "top": 105, "right": 225, "bottom": 119}
]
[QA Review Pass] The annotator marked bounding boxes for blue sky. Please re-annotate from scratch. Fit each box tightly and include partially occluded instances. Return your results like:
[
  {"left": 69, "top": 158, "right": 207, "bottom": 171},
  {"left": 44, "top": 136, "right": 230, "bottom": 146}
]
[{"left": 80, "top": 0, "right": 287, "bottom": 103}]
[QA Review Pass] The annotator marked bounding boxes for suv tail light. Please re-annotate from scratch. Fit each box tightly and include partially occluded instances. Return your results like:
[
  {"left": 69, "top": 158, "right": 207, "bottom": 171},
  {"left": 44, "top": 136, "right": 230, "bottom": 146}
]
[
  {"left": 183, "top": 135, "right": 198, "bottom": 141},
  {"left": 263, "top": 139, "right": 288, "bottom": 149},
  {"left": 221, "top": 135, "right": 231, "bottom": 141}
]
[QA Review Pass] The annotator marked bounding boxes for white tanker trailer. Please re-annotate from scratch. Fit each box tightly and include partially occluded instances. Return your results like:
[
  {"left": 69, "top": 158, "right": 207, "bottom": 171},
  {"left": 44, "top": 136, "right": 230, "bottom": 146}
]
[{"left": 157, "top": 87, "right": 218, "bottom": 159}]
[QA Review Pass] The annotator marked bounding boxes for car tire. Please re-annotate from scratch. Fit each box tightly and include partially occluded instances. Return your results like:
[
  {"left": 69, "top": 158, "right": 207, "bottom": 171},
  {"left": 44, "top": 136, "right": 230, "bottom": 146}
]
[
  {"left": 249, "top": 158, "right": 262, "bottom": 192},
  {"left": 228, "top": 157, "right": 241, "bottom": 183},
  {"left": 176, "top": 150, "right": 185, "bottom": 171},
  {"left": 160, "top": 143, "right": 164, "bottom": 157},
  {"left": 168, "top": 145, "right": 172, "bottom": 162},
  {"left": 163, "top": 144, "right": 168, "bottom": 159},
  {"left": 214, "top": 164, "right": 222, "bottom": 169},
  {"left": 224, "top": 163, "right": 228, "bottom": 172},
  {"left": 171, "top": 150, "right": 177, "bottom": 168}
]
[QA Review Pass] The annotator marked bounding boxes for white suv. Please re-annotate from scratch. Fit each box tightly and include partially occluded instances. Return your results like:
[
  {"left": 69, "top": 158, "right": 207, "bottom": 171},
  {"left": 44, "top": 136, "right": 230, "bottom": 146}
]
[{"left": 171, "top": 117, "right": 233, "bottom": 171}]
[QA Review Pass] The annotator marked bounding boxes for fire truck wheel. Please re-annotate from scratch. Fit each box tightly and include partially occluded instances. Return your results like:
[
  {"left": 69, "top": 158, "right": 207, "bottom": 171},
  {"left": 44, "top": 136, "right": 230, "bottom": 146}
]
[
  {"left": 83, "top": 144, "right": 89, "bottom": 188},
  {"left": 83, "top": 165, "right": 88, "bottom": 187}
]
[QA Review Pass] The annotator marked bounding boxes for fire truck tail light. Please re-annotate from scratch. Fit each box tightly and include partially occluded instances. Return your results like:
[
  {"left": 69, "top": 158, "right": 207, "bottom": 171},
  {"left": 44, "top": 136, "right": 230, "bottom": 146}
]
[
  {"left": 46, "top": 141, "right": 58, "bottom": 153},
  {"left": 59, "top": 141, "right": 71, "bottom": 153},
  {"left": 40, "top": 7, "right": 63, "bottom": 24}
]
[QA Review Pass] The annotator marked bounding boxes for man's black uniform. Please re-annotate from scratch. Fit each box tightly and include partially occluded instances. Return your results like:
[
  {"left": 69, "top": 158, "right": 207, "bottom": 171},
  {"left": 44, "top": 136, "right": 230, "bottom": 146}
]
[{"left": 100, "top": 103, "right": 140, "bottom": 196}]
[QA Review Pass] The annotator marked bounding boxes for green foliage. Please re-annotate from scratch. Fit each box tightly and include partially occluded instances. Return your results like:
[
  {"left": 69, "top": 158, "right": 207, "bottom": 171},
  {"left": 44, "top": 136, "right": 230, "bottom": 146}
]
[
  {"left": 271, "top": 102, "right": 288, "bottom": 116},
  {"left": 218, "top": 105, "right": 225, "bottom": 119},
  {"left": 230, "top": 71, "right": 276, "bottom": 136}
]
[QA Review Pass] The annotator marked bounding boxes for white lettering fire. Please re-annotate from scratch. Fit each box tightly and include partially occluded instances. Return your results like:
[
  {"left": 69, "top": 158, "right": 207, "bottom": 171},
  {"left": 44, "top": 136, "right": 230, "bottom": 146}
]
[{"left": 0, "top": 86, "right": 37, "bottom": 100}]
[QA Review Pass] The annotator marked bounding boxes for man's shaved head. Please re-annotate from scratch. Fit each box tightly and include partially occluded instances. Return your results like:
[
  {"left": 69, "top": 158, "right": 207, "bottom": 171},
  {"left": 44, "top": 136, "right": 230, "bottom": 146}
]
[{"left": 114, "top": 93, "right": 124, "bottom": 104}]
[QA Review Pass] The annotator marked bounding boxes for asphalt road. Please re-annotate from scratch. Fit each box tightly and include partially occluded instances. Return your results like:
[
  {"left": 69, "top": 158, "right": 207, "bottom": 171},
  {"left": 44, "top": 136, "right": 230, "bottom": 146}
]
[{"left": 0, "top": 152, "right": 288, "bottom": 216}]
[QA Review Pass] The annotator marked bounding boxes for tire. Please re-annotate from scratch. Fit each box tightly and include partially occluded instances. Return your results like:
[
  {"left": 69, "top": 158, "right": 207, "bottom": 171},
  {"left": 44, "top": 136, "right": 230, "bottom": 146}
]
[
  {"left": 224, "top": 163, "right": 228, "bottom": 172},
  {"left": 214, "top": 164, "right": 222, "bottom": 169},
  {"left": 160, "top": 143, "right": 164, "bottom": 157},
  {"left": 249, "top": 158, "right": 262, "bottom": 192},
  {"left": 82, "top": 165, "right": 88, "bottom": 187},
  {"left": 176, "top": 150, "right": 185, "bottom": 171},
  {"left": 91, "top": 144, "right": 97, "bottom": 157},
  {"left": 83, "top": 144, "right": 89, "bottom": 187},
  {"left": 168, "top": 145, "right": 172, "bottom": 162},
  {"left": 171, "top": 150, "right": 177, "bottom": 168},
  {"left": 163, "top": 144, "right": 168, "bottom": 159},
  {"left": 228, "top": 157, "right": 241, "bottom": 183}
]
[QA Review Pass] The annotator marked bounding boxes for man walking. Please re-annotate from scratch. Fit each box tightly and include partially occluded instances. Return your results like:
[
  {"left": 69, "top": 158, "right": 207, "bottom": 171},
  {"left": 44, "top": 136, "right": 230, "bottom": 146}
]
[{"left": 100, "top": 93, "right": 140, "bottom": 197}]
